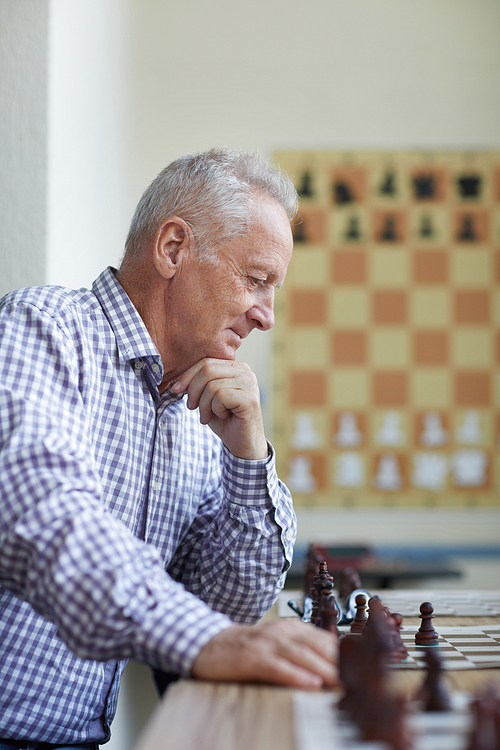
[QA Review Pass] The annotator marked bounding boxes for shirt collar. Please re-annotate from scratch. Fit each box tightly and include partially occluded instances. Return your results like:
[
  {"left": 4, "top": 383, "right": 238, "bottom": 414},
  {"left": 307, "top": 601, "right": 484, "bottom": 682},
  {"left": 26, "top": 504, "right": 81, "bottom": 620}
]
[{"left": 92, "top": 267, "right": 161, "bottom": 365}]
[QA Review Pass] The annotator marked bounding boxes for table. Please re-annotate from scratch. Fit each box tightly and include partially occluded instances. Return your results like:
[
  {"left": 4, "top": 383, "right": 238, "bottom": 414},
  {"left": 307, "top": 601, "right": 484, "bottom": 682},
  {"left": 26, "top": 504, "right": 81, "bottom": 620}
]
[{"left": 133, "top": 605, "right": 500, "bottom": 750}]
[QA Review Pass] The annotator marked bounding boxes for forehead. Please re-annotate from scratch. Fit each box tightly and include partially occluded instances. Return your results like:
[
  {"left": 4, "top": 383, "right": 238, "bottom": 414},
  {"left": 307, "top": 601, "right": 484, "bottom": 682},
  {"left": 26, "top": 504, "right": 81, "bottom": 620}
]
[{"left": 240, "top": 197, "right": 293, "bottom": 266}]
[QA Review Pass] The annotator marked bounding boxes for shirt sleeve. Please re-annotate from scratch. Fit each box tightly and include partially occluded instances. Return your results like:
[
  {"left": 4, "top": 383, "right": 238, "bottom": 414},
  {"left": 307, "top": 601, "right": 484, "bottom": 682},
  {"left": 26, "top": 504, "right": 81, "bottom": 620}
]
[
  {"left": 0, "top": 299, "right": 235, "bottom": 676},
  {"left": 167, "top": 442, "right": 296, "bottom": 623}
]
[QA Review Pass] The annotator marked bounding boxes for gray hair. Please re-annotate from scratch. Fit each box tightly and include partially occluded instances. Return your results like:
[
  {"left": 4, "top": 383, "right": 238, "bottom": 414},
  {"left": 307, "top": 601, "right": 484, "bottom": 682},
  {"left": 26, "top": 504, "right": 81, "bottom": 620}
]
[{"left": 124, "top": 147, "right": 298, "bottom": 259}]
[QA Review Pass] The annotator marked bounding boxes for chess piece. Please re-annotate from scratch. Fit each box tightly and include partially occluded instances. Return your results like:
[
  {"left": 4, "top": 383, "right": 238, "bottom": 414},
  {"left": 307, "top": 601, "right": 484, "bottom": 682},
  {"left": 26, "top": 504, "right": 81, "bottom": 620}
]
[
  {"left": 420, "top": 411, "right": 448, "bottom": 447},
  {"left": 415, "top": 602, "right": 439, "bottom": 646},
  {"left": 376, "top": 411, "right": 404, "bottom": 446},
  {"left": 344, "top": 215, "right": 362, "bottom": 240},
  {"left": 412, "top": 452, "right": 448, "bottom": 491},
  {"left": 333, "top": 181, "right": 354, "bottom": 204},
  {"left": 297, "top": 170, "right": 314, "bottom": 198},
  {"left": 457, "top": 410, "right": 483, "bottom": 445},
  {"left": 418, "top": 647, "right": 451, "bottom": 711},
  {"left": 379, "top": 171, "right": 396, "bottom": 196},
  {"left": 334, "top": 452, "right": 364, "bottom": 488},
  {"left": 466, "top": 684, "right": 500, "bottom": 750},
  {"left": 418, "top": 213, "right": 435, "bottom": 238},
  {"left": 373, "top": 453, "right": 403, "bottom": 491},
  {"left": 457, "top": 214, "right": 477, "bottom": 242},
  {"left": 286, "top": 455, "right": 317, "bottom": 493},
  {"left": 350, "top": 593, "right": 368, "bottom": 634},
  {"left": 452, "top": 449, "right": 487, "bottom": 488},
  {"left": 387, "top": 612, "right": 409, "bottom": 663},
  {"left": 334, "top": 411, "right": 363, "bottom": 447},
  {"left": 379, "top": 215, "right": 398, "bottom": 241},
  {"left": 290, "top": 412, "right": 322, "bottom": 449},
  {"left": 317, "top": 589, "right": 340, "bottom": 634},
  {"left": 338, "top": 566, "right": 362, "bottom": 602}
]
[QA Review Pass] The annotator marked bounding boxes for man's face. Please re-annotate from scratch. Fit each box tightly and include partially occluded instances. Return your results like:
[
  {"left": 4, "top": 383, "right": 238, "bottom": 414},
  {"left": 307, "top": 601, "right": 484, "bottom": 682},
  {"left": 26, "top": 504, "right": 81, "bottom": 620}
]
[{"left": 164, "top": 196, "right": 293, "bottom": 376}]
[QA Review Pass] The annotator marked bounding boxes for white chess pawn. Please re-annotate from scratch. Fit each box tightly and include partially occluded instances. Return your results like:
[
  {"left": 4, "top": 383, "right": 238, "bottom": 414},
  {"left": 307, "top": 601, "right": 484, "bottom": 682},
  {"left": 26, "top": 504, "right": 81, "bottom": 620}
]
[
  {"left": 420, "top": 411, "right": 448, "bottom": 447},
  {"left": 376, "top": 411, "right": 404, "bottom": 446},
  {"left": 286, "top": 456, "right": 317, "bottom": 493},
  {"left": 290, "top": 412, "right": 322, "bottom": 449},
  {"left": 334, "top": 412, "right": 363, "bottom": 447},
  {"left": 334, "top": 452, "right": 364, "bottom": 487},
  {"left": 456, "top": 410, "right": 483, "bottom": 445},
  {"left": 373, "top": 453, "right": 403, "bottom": 491}
]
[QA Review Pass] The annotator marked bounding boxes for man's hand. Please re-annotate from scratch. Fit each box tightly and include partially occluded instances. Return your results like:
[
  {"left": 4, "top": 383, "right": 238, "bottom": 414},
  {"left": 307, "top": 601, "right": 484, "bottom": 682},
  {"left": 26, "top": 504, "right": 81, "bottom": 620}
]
[
  {"left": 172, "top": 358, "right": 268, "bottom": 460},
  {"left": 191, "top": 619, "right": 339, "bottom": 689}
]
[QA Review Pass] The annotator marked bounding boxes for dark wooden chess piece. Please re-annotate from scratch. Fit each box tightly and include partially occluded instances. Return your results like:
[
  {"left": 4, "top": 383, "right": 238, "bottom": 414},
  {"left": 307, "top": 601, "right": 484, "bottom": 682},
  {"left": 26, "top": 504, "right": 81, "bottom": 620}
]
[
  {"left": 339, "top": 566, "right": 362, "bottom": 602},
  {"left": 417, "top": 647, "right": 451, "bottom": 711},
  {"left": 350, "top": 593, "right": 368, "bottom": 634},
  {"left": 379, "top": 215, "right": 398, "bottom": 242},
  {"left": 466, "top": 684, "right": 500, "bottom": 750},
  {"left": 317, "top": 589, "right": 340, "bottom": 635},
  {"left": 387, "top": 612, "right": 409, "bottom": 663},
  {"left": 415, "top": 601, "right": 439, "bottom": 646}
]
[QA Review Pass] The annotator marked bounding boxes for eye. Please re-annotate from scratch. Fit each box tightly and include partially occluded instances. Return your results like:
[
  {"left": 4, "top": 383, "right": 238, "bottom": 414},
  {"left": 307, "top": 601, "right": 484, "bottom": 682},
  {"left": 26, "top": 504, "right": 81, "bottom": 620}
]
[{"left": 249, "top": 276, "right": 266, "bottom": 288}]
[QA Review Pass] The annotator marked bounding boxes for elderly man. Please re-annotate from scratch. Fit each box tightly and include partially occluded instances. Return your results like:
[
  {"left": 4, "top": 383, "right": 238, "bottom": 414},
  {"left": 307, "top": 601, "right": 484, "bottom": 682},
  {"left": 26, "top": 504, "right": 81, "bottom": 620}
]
[{"left": 0, "top": 149, "right": 337, "bottom": 749}]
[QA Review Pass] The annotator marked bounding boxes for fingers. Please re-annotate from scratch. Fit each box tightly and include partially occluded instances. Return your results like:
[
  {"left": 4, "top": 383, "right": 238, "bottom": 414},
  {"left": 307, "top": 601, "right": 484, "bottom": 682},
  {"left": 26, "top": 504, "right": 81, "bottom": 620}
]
[
  {"left": 172, "top": 359, "right": 268, "bottom": 459},
  {"left": 191, "top": 619, "right": 339, "bottom": 690}
]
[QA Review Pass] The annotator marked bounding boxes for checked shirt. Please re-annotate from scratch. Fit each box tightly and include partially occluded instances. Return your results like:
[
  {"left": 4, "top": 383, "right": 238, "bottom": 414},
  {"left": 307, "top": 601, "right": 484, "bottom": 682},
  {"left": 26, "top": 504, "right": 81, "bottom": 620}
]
[{"left": 0, "top": 267, "right": 296, "bottom": 744}]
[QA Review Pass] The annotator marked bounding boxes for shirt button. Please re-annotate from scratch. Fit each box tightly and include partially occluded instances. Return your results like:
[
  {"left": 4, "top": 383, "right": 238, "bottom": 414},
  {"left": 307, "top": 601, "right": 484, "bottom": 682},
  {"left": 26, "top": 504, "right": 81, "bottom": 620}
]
[
  {"left": 153, "top": 481, "right": 160, "bottom": 492},
  {"left": 134, "top": 359, "right": 144, "bottom": 370},
  {"left": 151, "top": 363, "right": 161, "bottom": 374},
  {"left": 284, "top": 530, "right": 293, "bottom": 542}
]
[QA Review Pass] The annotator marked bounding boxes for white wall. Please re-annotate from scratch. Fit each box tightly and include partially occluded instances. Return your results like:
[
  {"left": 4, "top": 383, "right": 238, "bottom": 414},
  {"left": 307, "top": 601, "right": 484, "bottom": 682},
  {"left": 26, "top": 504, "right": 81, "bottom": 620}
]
[
  {"left": 46, "top": 0, "right": 136, "bottom": 289},
  {"left": 0, "top": 0, "right": 48, "bottom": 297}
]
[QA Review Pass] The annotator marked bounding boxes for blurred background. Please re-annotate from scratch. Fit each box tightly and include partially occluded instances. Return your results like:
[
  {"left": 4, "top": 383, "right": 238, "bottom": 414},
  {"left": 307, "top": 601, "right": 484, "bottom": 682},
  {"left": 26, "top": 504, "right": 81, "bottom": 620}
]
[{"left": 1, "top": 0, "right": 500, "bottom": 746}]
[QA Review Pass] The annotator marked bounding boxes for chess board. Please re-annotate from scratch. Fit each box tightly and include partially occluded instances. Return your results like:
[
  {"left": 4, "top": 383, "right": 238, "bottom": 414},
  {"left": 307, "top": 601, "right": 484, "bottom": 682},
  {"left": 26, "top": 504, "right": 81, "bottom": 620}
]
[
  {"left": 337, "top": 624, "right": 500, "bottom": 671},
  {"left": 272, "top": 150, "right": 500, "bottom": 508},
  {"left": 278, "top": 590, "right": 500, "bottom": 619},
  {"left": 294, "top": 689, "right": 474, "bottom": 750}
]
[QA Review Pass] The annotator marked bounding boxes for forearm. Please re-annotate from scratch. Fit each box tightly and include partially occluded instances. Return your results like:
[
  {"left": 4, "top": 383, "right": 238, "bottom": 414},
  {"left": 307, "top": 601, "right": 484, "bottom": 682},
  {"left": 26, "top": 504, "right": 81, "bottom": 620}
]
[{"left": 168, "top": 443, "right": 297, "bottom": 623}]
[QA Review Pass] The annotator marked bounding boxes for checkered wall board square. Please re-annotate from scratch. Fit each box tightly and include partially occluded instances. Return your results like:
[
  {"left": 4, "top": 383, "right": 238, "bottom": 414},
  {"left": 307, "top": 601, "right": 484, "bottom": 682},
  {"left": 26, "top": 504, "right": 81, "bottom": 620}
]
[{"left": 272, "top": 150, "right": 500, "bottom": 508}]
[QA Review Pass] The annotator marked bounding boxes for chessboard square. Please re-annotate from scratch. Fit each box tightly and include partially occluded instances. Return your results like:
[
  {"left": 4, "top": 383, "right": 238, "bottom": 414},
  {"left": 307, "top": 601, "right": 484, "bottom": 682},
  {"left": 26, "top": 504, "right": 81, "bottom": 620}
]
[
  {"left": 332, "top": 330, "right": 367, "bottom": 365},
  {"left": 291, "top": 330, "right": 329, "bottom": 368},
  {"left": 290, "top": 371, "right": 326, "bottom": 407},
  {"left": 373, "top": 371, "right": 408, "bottom": 406},
  {"left": 371, "top": 329, "right": 410, "bottom": 368},
  {"left": 331, "top": 165, "right": 367, "bottom": 203},
  {"left": 371, "top": 249, "right": 410, "bottom": 287},
  {"left": 411, "top": 289, "right": 451, "bottom": 327},
  {"left": 372, "top": 209, "right": 408, "bottom": 243},
  {"left": 412, "top": 370, "right": 452, "bottom": 409},
  {"left": 330, "top": 369, "right": 370, "bottom": 408},
  {"left": 409, "top": 207, "right": 450, "bottom": 244},
  {"left": 373, "top": 290, "right": 408, "bottom": 324},
  {"left": 413, "top": 250, "right": 448, "bottom": 284},
  {"left": 286, "top": 451, "right": 327, "bottom": 493},
  {"left": 332, "top": 250, "right": 366, "bottom": 284},
  {"left": 452, "top": 249, "right": 491, "bottom": 287},
  {"left": 411, "top": 166, "right": 447, "bottom": 201},
  {"left": 452, "top": 329, "right": 493, "bottom": 368},
  {"left": 290, "top": 290, "right": 327, "bottom": 325},
  {"left": 329, "top": 207, "right": 369, "bottom": 245},
  {"left": 293, "top": 208, "right": 327, "bottom": 243},
  {"left": 453, "top": 208, "right": 489, "bottom": 243},
  {"left": 288, "top": 249, "right": 329, "bottom": 288},
  {"left": 330, "top": 288, "right": 370, "bottom": 327},
  {"left": 413, "top": 330, "right": 449, "bottom": 365},
  {"left": 454, "top": 291, "right": 490, "bottom": 325},
  {"left": 455, "top": 371, "right": 491, "bottom": 406}
]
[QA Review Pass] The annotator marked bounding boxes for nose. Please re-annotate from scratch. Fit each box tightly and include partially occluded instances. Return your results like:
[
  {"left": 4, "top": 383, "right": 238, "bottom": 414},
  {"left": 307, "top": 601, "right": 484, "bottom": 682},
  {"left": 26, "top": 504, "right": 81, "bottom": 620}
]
[{"left": 248, "top": 288, "right": 275, "bottom": 331}]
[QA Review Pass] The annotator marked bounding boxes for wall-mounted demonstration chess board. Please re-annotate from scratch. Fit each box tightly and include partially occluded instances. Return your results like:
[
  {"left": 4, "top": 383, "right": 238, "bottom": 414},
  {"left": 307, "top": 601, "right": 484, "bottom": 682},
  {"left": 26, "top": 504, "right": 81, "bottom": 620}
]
[{"left": 272, "top": 150, "right": 500, "bottom": 508}]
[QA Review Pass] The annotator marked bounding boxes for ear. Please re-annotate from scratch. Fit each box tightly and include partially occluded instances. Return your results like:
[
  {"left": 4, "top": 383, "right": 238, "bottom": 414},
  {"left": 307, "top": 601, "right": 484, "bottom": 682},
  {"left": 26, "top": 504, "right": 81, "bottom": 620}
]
[{"left": 153, "top": 217, "right": 194, "bottom": 279}]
